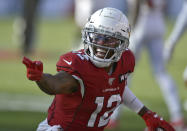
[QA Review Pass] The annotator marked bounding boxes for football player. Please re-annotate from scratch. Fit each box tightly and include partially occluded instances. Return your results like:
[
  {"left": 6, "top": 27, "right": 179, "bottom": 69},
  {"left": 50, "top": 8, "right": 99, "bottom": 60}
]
[
  {"left": 108, "top": 0, "right": 187, "bottom": 130},
  {"left": 164, "top": 1, "right": 187, "bottom": 125},
  {"left": 23, "top": 8, "right": 174, "bottom": 131},
  {"left": 13, "top": 0, "right": 40, "bottom": 55},
  {"left": 164, "top": 0, "right": 187, "bottom": 90}
]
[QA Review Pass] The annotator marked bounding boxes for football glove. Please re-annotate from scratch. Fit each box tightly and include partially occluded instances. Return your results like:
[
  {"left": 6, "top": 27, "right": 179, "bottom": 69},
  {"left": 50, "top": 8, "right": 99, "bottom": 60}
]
[
  {"left": 142, "top": 111, "right": 175, "bottom": 131},
  {"left": 22, "top": 56, "right": 43, "bottom": 81}
]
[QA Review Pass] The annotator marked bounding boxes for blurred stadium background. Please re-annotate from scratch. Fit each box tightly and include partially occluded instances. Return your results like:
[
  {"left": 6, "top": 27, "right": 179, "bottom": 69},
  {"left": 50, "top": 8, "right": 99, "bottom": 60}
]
[{"left": 0, "top": 0, "right": 186, "bottom": 131}]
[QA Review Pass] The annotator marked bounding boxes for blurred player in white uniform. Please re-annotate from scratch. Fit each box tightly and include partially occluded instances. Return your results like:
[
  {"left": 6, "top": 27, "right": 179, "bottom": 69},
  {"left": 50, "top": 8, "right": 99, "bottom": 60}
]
[
  {"left": 109, "top": 0, "right": 187, "bottom": 130},
  {"left": 164, "top": 0, "right": 187, "bottom": 87},
  {"left": 73, "top": 0, "right": 127, "bottom": 50}
]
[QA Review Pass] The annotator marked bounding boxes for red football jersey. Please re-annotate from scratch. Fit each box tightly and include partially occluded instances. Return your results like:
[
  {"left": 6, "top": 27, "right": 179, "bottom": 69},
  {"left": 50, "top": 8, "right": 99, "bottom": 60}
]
[{"left": 47, "top": 49, "right": 135, "bottom": 131}]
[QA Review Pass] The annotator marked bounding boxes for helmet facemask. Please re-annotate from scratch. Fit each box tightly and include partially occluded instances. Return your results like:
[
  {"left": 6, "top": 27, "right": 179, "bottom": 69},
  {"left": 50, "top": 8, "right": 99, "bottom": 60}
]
[{"left": 82, "top": 30, "right": 129, "bottom": 68}]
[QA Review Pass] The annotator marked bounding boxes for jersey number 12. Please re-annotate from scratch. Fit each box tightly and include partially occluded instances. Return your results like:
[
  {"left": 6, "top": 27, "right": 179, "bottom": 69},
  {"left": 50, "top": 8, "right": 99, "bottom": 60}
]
[{"left": 87, "top": 94, "right": 121, "bottom": 127}]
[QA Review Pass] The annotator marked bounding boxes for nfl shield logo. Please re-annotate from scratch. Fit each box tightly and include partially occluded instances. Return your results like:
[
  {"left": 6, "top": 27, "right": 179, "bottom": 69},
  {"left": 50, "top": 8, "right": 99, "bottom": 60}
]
[{"left": 108, "top": 78, "right": 115, "bottom": 86}]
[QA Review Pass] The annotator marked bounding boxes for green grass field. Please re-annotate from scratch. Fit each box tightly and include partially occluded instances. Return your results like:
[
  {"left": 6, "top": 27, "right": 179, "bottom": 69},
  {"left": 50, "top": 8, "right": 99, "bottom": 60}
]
[{"left": 0, "top": 17, "right": 187, "bottom": 131}]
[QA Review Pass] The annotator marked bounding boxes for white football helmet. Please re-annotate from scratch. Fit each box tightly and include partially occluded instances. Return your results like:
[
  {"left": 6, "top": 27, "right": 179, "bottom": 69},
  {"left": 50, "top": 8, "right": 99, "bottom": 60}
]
[{"left": 82, "top": 7, "right": 131, "bottom": 68}]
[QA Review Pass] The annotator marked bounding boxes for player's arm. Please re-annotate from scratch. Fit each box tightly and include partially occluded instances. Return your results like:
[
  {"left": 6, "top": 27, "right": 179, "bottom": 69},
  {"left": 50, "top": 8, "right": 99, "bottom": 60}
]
[
  {"left": 36, "top": 71, "right": 79, "bottom": 95},
  {"left": 22, "top": 57, "right": 79, "bottom": 95},
  {"left": 123, "top": 86, "right": 174, "bottom": 131},
  {"left": 164, "top": 1, "right": 187, "bottom": 63}
]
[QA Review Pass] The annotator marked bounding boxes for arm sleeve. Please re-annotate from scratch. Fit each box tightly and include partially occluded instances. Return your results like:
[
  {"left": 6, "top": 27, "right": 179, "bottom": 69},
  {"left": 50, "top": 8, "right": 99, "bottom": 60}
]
[{"left": 122, "top": 86, "right": 144, "bottom": 113}]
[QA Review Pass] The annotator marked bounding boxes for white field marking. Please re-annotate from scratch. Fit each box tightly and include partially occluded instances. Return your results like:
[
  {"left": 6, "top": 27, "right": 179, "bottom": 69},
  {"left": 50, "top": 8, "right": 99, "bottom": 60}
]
[{"left": 0, "top": 93, "right": 53, "bottom": 112}]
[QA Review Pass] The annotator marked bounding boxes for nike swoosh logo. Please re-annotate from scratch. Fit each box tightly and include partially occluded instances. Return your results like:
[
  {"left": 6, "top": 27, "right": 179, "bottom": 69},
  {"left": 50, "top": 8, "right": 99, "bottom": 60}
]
[
  {"left": 121, "top": 29, "right": 126, "bottom": 32},
  {"left": 63, "top": 59, "right": 72, "bottom": 65}
]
